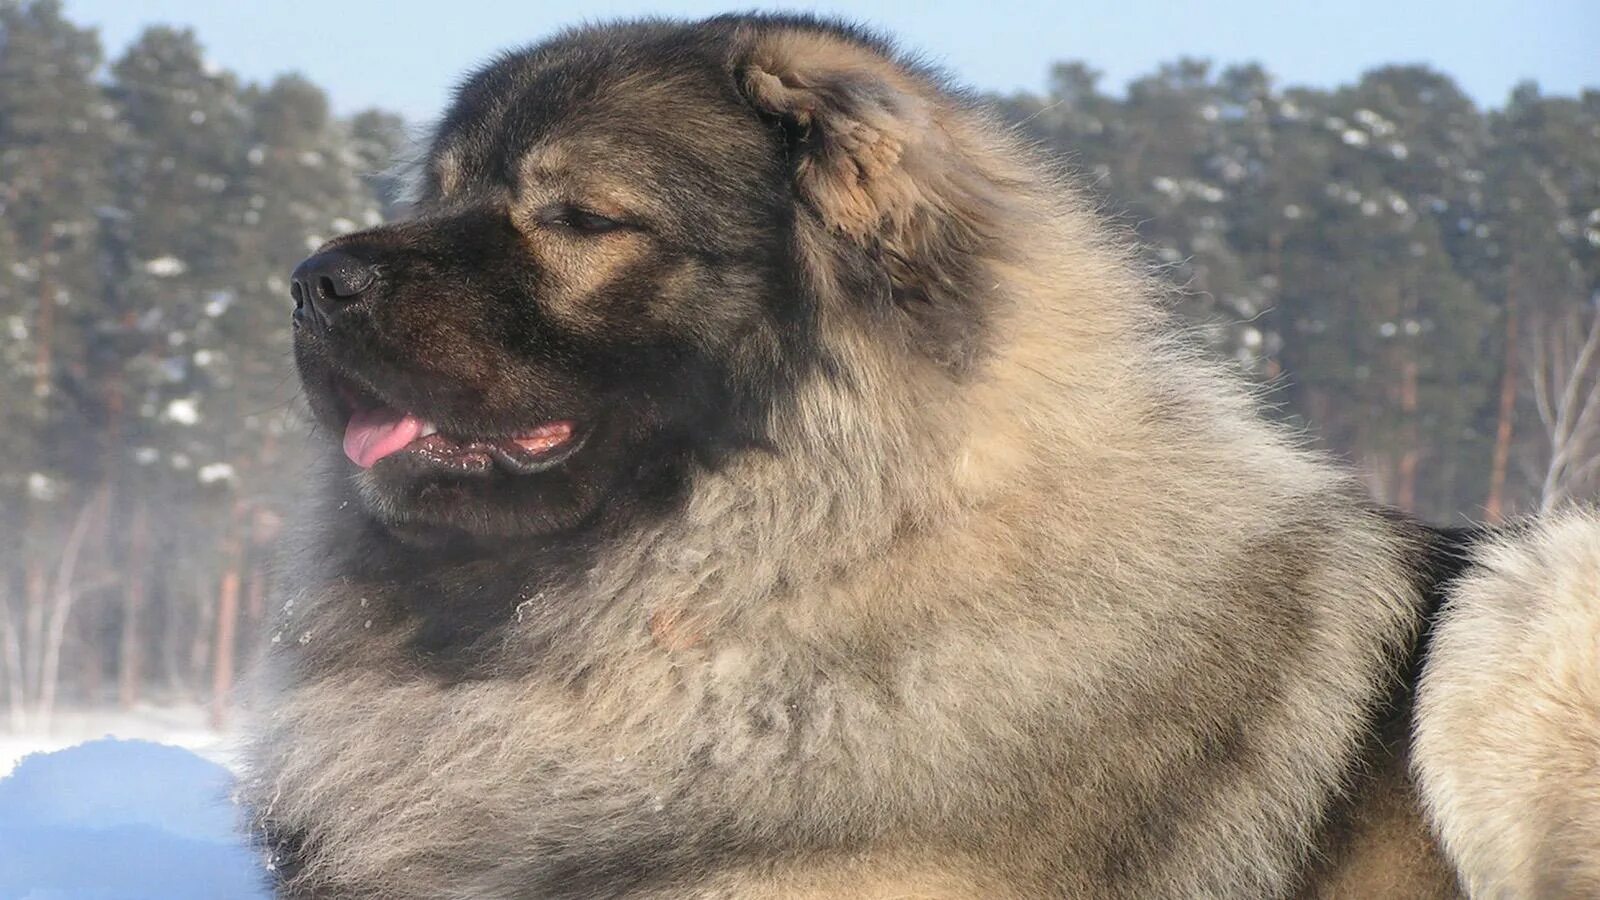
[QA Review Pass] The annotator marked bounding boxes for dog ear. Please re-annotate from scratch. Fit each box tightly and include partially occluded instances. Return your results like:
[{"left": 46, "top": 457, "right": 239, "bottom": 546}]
[
  {"left": 738, "top": 27, "right": 985, "bottom": 241},
  {"left": 737, "top": 27, "right": 1014, "bottom": 372}
]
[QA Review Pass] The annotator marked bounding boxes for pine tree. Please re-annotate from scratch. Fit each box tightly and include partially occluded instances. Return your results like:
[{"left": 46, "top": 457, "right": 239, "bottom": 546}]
[
  {"left": 0, "top": 0, "right": 120, "bottom": 723},
  {"left": 0, "top": 0, "right": 116, "bottom": 479},
  {"left": 99, "top": 25, "right": 260, "bottom": 707},
  {"left": 1477, "top": 86, "right": 1586, "bottom": 516},
  {"left": 1270, "top": 68, "right": 1495, "bottom": 518},
  {"left": 1482, "top": 85, "right": 1600, "bottom": 513},
  {"left": 0, "top": 8, "right": 398, "bottom": 716}
]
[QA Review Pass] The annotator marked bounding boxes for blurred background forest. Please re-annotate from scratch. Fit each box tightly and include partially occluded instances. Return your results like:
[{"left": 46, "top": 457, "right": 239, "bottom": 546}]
[{"left": 1, "top": 0, "right": 1598, "bottom": 730}]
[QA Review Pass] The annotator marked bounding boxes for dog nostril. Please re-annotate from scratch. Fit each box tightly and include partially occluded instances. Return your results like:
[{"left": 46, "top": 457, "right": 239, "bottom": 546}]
[{"left": 288, "top": 250, "right": 378, "bottom": 327}]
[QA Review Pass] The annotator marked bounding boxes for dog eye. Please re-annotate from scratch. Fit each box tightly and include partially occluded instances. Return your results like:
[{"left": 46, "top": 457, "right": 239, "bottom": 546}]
[{"left": 540, "top": 204, "right": 625, "bottom": 235}]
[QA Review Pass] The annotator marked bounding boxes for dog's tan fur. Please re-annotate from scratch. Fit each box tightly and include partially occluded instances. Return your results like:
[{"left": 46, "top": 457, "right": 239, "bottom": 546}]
[
  {"left": 1414, "top": 509, "right": 1600, "bottom": 898},
  {"left": 245, "top": 18, "right": 1482, "bottom": 898}
]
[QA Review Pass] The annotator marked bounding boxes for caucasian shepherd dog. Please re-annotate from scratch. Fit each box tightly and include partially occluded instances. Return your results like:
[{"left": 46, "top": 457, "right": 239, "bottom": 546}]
[{"left": 246, "top": 14, "right": 1600, "bottom": 899}]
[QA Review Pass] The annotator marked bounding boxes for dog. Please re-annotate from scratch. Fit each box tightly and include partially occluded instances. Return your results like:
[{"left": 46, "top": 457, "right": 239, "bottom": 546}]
[{"left": 244, "top": 14, "right": 1598, "bottom": 898}]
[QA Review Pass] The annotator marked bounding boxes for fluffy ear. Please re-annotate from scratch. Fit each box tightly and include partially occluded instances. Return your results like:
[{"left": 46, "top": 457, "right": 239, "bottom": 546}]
[
  {"left": 739, "top": 32, "right": 924, "bottom": 238},
  {"left": 737, "top": 26, "right": 1015, "bottom": 371},
  {"left": 737, "top": 27, "right": 999, "bottom": 243}
]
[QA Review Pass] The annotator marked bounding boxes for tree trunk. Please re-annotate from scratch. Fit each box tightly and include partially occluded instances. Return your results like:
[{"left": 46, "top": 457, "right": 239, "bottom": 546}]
[
  {"left": 32, "top": 233, "right": 55, "bottom": 401},
  {"left": 1264, "top": 228, "right": 1284, "bottom": 380},
  {"left": 23, "top": 538, "right": 47, "bottom": 710},
  {"left": 37, "top": 487, "right": 108, "bottom": 730},
  {"left": 210, "top": 504, "right": 244, "bottom": 730},
  {"left": 119, "top": 499, "right": 150, "bottom": 708},
  {"left": 210, "top": 566, "right": 240, "bottom": 730},
  {"left": 245, "top": 561, "right": 267, "bottom": 627},
  {"left": 189, "top": 568, "right": 215, "bottom": 693},
  {"left": 1485, "top": 265, "right": 1520, "bottom": 522},
  {"left": 1396, "top": 361, "right": 1420, "bottom": 513},
  {"left": 0, "top": 594, "right": 27, "bottom": 730}
]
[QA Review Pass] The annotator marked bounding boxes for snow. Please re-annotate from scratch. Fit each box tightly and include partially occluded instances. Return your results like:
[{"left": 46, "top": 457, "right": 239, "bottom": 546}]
[
  {"left": 164, "top": 397, "right": 201, "bottom": 426},
  {"left": 1353, "top": 109, "right": 1394, "bottom": 136},
  {"left": 0, "top": 705, "right": 237, "bottom": 780},
  {"left": 142, "top": 256, "right": 188, "bottom": 277},
  {"left": 198, "top": 462, "right": 235, "bottom": 484},
  {"left": 26, "top": 472, "right": 57, "bottom": 502},
  {"left": 0, "top": 737, "right": 270, "bottom": 899},
  {"left": 0, "top": 707, "right": 260, "bottom": 895},
  {"left": 204, "top": 290, "right": 236, "bottom": 317}
]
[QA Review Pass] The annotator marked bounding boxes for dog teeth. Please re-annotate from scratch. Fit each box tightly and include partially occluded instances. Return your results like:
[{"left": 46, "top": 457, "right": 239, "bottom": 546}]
[{"left": 418, "top": 422, "right": 438, "bottom": 438}]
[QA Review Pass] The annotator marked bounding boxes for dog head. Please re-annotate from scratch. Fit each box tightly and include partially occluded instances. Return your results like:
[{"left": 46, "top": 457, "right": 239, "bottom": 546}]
[{"left": 289, "top": 16, "right": 1010, "bottom": 544}]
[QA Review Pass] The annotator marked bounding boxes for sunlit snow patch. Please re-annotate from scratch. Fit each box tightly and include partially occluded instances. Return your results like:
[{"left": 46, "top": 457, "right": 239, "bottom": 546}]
[{"left": 0, "top": 738, "right": 269, "bottom": 899}]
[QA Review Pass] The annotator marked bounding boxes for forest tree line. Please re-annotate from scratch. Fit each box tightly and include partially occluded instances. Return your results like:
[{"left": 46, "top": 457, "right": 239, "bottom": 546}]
[{"left": 2, "top": 0, "right": 1598, "bottom": 725}]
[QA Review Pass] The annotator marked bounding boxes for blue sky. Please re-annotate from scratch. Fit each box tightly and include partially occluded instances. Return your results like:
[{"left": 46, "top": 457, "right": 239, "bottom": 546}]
[{"left": 65, "top": 0, "right": 1599, "bottom": 122}]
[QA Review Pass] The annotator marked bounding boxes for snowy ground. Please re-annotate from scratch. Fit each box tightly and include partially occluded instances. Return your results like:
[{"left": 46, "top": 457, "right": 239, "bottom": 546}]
[
  {"left": 0, "top": 703, "right": 241, "bottom": 779},
  {"left": 0, "top": 706, "right": 268, "bottom": 899}
]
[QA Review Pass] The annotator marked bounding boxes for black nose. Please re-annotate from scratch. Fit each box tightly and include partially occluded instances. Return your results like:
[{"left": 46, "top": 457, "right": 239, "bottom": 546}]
[{"left": 290, "top": 250, "right": 376, "bottom": 329}]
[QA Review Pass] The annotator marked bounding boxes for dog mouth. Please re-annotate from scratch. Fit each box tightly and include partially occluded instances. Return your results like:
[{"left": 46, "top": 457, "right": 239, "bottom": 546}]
[{"left": 335, "top": 381, "right": 583, "bottom": 476}]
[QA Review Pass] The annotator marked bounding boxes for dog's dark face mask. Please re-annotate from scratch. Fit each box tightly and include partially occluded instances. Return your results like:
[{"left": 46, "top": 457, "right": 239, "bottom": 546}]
[{"left": 288, "top": 27, "right": 817, "bottom": 545}]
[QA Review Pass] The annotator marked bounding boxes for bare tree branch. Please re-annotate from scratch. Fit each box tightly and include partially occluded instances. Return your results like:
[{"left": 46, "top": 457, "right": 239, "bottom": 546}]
[{"left": 1530, "top": 301, "right": 1600, "bottom": 514}]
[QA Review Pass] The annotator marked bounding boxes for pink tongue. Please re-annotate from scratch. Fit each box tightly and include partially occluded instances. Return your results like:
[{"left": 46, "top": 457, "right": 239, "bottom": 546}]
[{"left": 343, "top": 407, "right": 426, "bottom": 469}]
